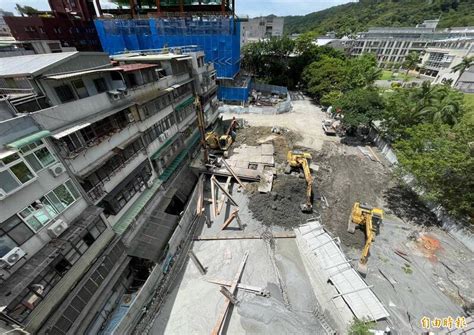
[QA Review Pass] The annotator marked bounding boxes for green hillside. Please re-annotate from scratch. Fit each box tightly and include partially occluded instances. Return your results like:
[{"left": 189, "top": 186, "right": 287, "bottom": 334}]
[{"left": 283, "top": 0, "right": 474, "bottom": 36}]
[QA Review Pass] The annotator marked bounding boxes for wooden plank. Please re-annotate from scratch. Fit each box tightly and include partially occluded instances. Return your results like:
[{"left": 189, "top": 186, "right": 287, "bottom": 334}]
[
  {"left": 210, "top": 251, "right": 249, "bottom": 335},
  {"left": 219, "top": 286, "right": 238, "bottom": 305},
  {"left": 206, "top": 278, "right": 269, "bottom": 297},
  {"left": 211, "top": 175, "right": 238, "bottom": 207},
  {"left": 196, "top": 175, "right": 204, "bottom": 216},
  {"left": 210, "top": 176, "right": 217, "bottom": 219},
  {"left": 217, "top": 176, "right": 232, "bottom": 215},
  {"left": 194, "top": 232, "right": 296, "bottom": 241},
  {"left": 221, "top": 158, "right": 246, "bottom": 189},
  {"left": 221, "top": 209, "right": 239, "bottom": 230}
]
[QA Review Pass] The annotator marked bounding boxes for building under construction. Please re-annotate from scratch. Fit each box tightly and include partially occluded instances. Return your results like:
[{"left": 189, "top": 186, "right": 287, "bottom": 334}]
[{"left": 95, "top": 1, "right": 250, "bottom": 102}]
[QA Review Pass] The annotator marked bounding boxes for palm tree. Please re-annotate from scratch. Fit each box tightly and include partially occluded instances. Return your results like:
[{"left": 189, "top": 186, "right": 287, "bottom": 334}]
[
  {"left": 417, "top": 85, "right": 463, "bottom": 125},
  {"left": 451, "top": 56, "right": 474, "bottom": 86},
  {"left": 403, "top": 52, "right": 420, "bottom": 79}
]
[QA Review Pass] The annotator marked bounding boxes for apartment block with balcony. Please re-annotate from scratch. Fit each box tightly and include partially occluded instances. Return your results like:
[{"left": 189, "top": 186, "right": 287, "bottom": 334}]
[
  {"left": 241, "top": 16, "right": 284, "bottom": 47},
  {"left": 350, "top": 20, "right": 474, "bottom": 65},
  {"left": 0, "top": 113, "right": 128, "bottom": 334},
  {"left": 0, "top": 47, "right": 218, "bottom": 332}
]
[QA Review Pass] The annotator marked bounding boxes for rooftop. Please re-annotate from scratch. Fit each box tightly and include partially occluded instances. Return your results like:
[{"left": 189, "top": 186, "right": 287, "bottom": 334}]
[{"left": 0, "top": 52, "right": 78, "bottom": 78}]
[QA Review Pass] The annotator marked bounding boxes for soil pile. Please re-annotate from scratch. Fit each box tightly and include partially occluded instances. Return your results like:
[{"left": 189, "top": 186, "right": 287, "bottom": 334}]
[
  {"left": 314, "top": 142, "right": 391, "bottom": 249},
  {"left": 247, "top": 174, "right": 316, "bottom": 228}
]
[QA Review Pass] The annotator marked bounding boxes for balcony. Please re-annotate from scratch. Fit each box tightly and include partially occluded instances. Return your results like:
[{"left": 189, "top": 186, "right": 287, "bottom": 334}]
[
  {"left": 31, "top": 74, "right": 193, "bottom": 132},
  {"left": 84, "top": 150, "right": 147, "bottom": 203},
  {"left": 31, "top": 91, "right": 133, "bottom": 131}
]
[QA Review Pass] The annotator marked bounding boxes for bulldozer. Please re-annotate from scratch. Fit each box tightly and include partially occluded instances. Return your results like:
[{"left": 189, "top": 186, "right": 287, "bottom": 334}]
[
  {"left": 347, "top": 202, "right": 383, "bottom": 276},
  {"left": 285, "top": 150, "right": 313, "bottom": 213}
]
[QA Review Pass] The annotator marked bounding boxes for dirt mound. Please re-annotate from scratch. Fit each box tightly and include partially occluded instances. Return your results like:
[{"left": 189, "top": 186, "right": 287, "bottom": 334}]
[
  {"left": 314, "top": 142, "right": 391, "bottom": 249},
  {"left": 247, "top": 174, "right": 316, "bottom": 228}
]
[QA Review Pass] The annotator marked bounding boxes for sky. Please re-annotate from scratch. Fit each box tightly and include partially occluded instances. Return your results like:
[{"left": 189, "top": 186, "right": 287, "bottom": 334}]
[{"left": 0, "top": 0, "right": 355, "bottom": 17}]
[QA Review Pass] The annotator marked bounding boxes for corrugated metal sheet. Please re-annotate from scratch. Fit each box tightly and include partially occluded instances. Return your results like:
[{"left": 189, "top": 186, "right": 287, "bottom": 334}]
[
  {"left": 297, "top": 220, "right": 389, "bottom": 322},
  {"left": 0, "top": 52, "right": 78, "bottom": 77}
]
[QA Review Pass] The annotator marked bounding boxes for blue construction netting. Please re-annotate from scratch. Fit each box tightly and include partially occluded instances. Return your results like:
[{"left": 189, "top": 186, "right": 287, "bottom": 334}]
[{"left": 94, "top": 17, "right": 240, "bottom": 79}]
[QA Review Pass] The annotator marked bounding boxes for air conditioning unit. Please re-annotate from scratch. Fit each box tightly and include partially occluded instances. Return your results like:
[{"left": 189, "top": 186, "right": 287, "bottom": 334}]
[
  {"left": 159, "top": 134, "right": 166, "bottom": 142},
  {"left": 0, "top": 247, "right": 26, "bottom": 268},
  {"left": 0, "top": 188, "right": 6, "bottom": 200},
  {"left": 47, "top": 219, "right": 69, "bottom": 238},
  {"left": 49, "top": 163, "right": 66, "bottom": 177}
]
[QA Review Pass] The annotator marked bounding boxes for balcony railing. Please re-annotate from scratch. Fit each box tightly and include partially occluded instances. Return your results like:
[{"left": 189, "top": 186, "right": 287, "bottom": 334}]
[{"left": 85, "top": 148, "right": 145, "bottom": 202}]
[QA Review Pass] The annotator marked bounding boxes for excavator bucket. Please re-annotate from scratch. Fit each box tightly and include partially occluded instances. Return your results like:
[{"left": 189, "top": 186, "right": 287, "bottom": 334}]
[
  {"left": 357, "top": 261, "right": 368, "bottom": 276},
  {"left": 300, "top": 203, "right": 313, "bottom": 213}
]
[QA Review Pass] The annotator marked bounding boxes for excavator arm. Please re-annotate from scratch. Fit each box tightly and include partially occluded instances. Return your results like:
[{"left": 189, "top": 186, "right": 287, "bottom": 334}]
[{"left": 298, "top": 157, "right": 313, "bottom": 212}]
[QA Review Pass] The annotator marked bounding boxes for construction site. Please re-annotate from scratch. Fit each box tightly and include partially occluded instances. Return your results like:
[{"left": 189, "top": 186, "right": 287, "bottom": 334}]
[{"left": 140, "top": 95, "right": 474, "bottom": 334}]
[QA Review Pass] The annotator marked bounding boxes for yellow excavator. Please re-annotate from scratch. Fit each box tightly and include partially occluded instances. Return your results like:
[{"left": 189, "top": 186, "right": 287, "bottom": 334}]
[
  {"left": 286, "top": 150, "right": 313, "bottom": 213},
  {"left": 348, "top": 202, "right": 383, "bottom": 276},
  {"left": 205, "top": 117, "right": 238, "bottom": 156}
]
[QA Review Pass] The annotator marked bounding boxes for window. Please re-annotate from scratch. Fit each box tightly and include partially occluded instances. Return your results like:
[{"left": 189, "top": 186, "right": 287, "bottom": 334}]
[
  {"left": 72, "top": 79, "right": 89, "bottom": 99},
  {"left": 20, "top": 140, "right": 56, "bottom": 172},
  {"left": 0, "top": 216, "right": 34, "bottom": 256},
  {"left": 17, "top": 180, "right": 79, "bottom": 231},
  {"left": 0, "top": 153, "right": 36, "bottom": 194},
  {"left": 54, "top": 85, "right": 75, "bottom": 103},
  {"left": 93, "top": 78, "right": 107, "bottom": 93}
]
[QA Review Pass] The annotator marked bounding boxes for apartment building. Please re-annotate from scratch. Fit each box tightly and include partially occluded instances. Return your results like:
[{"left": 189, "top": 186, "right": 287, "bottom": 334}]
[
  {"left": 351, "top": 20, "right": 474, "bottom": 65},
  {"left": 0, "top": 47, "right": 218, "bottom": 333},
  {"left": 241, "top": 16, "right": 284, "bottom": 46}
]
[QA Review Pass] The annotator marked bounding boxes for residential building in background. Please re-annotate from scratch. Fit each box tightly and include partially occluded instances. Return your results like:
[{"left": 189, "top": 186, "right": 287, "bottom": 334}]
[
  {"left": 351, "top": 20, "right": 474, "bottom": 65},
  {"left": 0, "top": 9, "right": 13, "bottom": 36},
  {"left": 0, "top": 47, "right": 218, "bottom": 333},
  {"left": 240, "top": 15, "right": 284, "bottom": 46},
  {"left": 5, "top": 15, "right": 100, "bottom": 52}
]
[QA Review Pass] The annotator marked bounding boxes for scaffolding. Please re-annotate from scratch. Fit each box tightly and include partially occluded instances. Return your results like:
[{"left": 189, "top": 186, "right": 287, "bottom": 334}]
[{"left": 94, "top": 16, "right": 240, "bottom": 79}]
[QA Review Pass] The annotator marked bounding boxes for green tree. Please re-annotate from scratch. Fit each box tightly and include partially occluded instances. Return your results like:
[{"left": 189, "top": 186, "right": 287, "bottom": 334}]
[
  {"left": 302, "top": 56, "right": 348, "bottom": 101},
  {"left": 402, "top": 51, "right": 420, "bottom": 78},
  {"left": 451, "top": 56, "right": 474, "bottom": 85},
  {"left": 417, "top": 85, "right": 464, "bottom": 125},
  {"left": 334, "top": 88, "right": 385, "bottom": 129},
  {"left": 347, "top": 53, "right": 382, "bottom": 88},
  {"left": 394, "top": 121, "right": 473, "bottom": 219},
  {"left": 348, "top": 318, "right": 375, "bottom": 335},
  {"left": 320, "top": 90, "right": 343, "bottom": 107},
  {"left": 15, "top": 3, "right": 39, "bottom": 16}
]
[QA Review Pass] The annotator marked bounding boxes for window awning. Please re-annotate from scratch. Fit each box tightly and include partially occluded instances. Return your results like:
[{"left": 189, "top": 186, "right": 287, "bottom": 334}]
[
  {"left": 7, "top": 130, "right": 51, "bottom": 149},
  {"left": 175, "top": 96, "right": 194, "bottom": 112},
  {"left": 45, "top": 67, "right": 121, "bottom": 80},
  {"left": 52, "top": 122, "right": 91, "bottom": 139}
]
